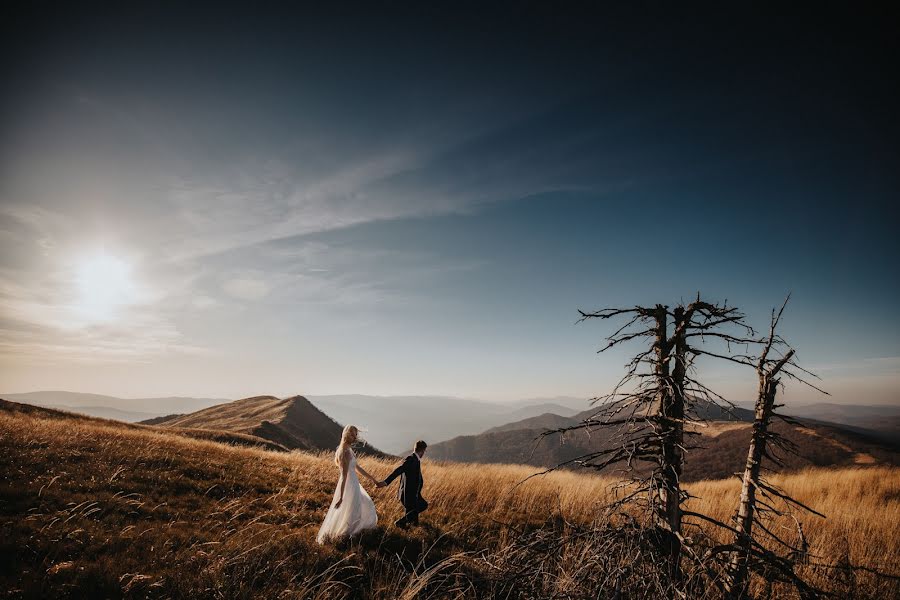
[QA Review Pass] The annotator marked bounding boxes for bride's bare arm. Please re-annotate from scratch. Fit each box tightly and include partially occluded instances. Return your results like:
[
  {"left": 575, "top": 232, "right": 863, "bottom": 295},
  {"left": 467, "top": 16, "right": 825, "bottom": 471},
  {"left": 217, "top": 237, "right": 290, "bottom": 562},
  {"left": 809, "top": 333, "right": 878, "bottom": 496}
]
[
  {"left": 336, "top": 448, "right": 350, "bottom": 508},
  {"left": 355, "top": 463, "right": 376, "bottom": 483}
]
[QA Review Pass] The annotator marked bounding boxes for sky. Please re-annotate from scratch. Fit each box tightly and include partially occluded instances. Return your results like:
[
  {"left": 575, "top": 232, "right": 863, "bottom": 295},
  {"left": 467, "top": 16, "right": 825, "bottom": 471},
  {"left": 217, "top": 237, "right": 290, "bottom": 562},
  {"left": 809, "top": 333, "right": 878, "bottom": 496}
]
[{"left": 1, "top": 4, "right": 898, "bottom": 404}]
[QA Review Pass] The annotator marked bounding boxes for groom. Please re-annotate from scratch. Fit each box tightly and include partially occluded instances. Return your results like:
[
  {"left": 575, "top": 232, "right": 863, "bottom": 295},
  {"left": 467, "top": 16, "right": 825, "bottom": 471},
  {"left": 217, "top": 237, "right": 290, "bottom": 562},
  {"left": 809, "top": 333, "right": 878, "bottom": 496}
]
[{"left": 378, "top": 440, "right": 428, "bottom": 528}]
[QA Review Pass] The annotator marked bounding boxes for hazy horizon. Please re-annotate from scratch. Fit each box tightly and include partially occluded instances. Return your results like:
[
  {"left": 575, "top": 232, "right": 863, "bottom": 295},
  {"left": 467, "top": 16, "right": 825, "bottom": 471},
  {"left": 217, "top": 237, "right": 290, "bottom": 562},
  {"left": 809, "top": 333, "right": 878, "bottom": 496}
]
[
  {"left": 4, "top": 388, "right": 898, "bottom": 409},
  {"left": 2, "top": 5, "right": 898, "bottom": 407}
]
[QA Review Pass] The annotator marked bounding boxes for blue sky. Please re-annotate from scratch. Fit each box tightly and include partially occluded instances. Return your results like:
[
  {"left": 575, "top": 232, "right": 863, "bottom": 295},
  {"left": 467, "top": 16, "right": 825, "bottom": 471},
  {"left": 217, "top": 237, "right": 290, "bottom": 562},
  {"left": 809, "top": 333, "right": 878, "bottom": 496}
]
[{"left": 1, "top": 4, "right": 897, "bottom": 404}]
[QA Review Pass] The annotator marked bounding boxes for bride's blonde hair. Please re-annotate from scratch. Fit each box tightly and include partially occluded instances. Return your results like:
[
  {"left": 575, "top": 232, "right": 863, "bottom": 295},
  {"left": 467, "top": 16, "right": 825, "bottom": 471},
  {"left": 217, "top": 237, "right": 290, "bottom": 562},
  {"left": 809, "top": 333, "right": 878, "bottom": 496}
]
[{"left": 334, "top": 424, "right": 358, "bottom": 466}]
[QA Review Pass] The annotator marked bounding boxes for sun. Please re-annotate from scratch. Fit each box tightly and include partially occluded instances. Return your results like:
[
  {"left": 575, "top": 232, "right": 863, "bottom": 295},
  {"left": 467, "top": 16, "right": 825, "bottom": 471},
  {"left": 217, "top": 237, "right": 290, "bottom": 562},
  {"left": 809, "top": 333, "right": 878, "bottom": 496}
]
[{"left": 74, "top": 254, "right": 136, "bottom": 321}]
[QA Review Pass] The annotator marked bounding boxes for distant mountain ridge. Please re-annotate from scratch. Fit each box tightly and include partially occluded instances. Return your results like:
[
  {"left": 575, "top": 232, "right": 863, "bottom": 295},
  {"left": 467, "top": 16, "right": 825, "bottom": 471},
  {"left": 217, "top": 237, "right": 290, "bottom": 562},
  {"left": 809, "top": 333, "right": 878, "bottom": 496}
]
[
  {"left": 486, "top": 399, "right": 756, "bottom": 435},
  {"left": 485, "top": 412, "right": 577, "bottom": 434},
  {"left": 429, "top": 401, "right": 899, "bottom": 481},
  {"left": 0, "top": 391, "right": 227, "bottom": 421},
  {"left": 779, "top": 402, "right": 900, "bottom": 442},
  {"left": 6, "top": 390, "right": 896, "bottom": 454},
  {"left": 308, "top": 394, "right": 586, "bottom": 454},
  {"left": 49, "top": 405, "right": 159, "bottom": 423}
]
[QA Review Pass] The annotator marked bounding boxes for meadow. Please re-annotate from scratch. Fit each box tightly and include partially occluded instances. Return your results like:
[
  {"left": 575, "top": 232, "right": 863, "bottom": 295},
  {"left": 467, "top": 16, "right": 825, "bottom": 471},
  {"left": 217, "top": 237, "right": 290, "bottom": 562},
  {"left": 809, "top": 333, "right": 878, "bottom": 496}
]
[{"left": 1, "top": 409, "right": 898, "bottom": 598}]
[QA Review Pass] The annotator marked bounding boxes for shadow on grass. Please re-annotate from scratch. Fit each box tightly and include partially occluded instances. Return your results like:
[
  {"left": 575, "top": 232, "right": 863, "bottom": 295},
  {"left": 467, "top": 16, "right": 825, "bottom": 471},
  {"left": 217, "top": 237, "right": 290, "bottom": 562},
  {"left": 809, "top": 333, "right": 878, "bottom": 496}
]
[{"left": 331, "top": 522, "right": 461, "bottom": 572}]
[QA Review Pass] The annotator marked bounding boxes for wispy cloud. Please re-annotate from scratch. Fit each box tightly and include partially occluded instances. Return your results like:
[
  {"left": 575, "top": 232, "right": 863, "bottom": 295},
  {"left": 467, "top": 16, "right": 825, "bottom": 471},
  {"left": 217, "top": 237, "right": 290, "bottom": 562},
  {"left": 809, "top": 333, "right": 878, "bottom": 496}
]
[
  {"left": 158, "top": 131, "right": 611, "bottom": 263},
  {"left": 162, "top": 150, "right": 424, "bottom": 260},
  {"left": 222, "top": 277, "right": 271, "bottom": 301},
  {"left": 0, "top": 84, "right": 633, "bottom": 373}
]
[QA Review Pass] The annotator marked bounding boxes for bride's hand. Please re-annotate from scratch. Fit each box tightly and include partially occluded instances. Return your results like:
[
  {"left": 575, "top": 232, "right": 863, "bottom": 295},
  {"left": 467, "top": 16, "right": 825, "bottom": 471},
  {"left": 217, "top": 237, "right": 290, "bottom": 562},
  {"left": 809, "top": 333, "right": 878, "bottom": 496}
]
[{"left": 335, "top": 498, "right": 342, "bottom": 509}]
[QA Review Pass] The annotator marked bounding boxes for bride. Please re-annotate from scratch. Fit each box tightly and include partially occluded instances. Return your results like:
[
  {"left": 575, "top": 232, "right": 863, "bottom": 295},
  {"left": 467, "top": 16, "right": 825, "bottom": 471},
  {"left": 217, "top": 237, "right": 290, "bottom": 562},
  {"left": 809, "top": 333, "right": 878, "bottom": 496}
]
[{"left": 316, "top": 425, "right": 379, "bottom": 543}]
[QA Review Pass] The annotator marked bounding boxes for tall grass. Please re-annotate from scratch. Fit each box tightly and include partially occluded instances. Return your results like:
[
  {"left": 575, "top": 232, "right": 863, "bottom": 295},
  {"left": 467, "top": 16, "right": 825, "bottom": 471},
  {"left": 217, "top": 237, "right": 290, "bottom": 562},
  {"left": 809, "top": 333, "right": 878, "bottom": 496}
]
[
  {"left": 688, "top": 467, "right": 900, "bottom": 597},
  {"left": 1, "top": 411, "right": 897, "bottom": 598}
]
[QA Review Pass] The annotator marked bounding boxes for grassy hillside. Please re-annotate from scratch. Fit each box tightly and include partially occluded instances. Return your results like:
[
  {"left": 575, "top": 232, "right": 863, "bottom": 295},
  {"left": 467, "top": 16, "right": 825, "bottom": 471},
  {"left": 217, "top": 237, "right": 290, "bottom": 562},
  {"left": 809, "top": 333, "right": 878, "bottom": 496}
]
[
  {"left": 0, "top": 399, "right": 288, "bottom": 452},
  {"left": 1, "top": 404, "right": 897, "bottom": 598},
  {"left": 150, "top": 395, "right": 385, "bottom": 456}
]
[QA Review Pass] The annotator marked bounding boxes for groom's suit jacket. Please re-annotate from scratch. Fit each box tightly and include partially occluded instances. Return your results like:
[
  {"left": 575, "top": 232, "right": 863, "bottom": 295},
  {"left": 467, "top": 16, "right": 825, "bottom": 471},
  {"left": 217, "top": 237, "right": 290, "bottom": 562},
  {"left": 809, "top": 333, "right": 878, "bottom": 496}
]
[{"left": 384, "top": 453, "right": 423, "bottom": 507}]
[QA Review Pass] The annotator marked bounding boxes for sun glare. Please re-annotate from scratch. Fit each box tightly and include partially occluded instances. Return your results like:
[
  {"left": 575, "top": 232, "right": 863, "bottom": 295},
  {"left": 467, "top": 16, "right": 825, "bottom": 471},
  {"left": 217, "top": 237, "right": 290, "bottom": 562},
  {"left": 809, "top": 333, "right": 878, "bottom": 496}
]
[{"left": 75, "top": 254, "right": 136, "bottom": 321}]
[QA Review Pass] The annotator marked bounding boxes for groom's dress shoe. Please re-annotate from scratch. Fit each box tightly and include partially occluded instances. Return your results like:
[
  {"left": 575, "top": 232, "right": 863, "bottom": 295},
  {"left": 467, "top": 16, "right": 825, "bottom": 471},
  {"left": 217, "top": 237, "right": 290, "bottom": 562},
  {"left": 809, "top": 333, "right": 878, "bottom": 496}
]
[{"left": 394, "top": 518, "right": 409, "bottom": 529}]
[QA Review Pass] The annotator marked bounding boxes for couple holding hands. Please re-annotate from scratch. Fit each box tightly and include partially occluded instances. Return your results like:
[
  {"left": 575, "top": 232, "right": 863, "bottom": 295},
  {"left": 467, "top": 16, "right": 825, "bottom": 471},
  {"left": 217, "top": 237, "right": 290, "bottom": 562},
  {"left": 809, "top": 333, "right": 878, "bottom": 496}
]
[{"left": 316, "top": 425, "right": 428, "bottom": 544}]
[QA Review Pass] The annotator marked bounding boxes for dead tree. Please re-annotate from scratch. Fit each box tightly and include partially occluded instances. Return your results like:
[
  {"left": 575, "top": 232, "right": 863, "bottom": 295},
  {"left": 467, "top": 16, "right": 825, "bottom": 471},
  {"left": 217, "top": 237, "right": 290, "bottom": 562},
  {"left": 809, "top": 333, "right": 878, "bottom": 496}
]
[
  {"left": 543, "top": 296, "right": 755, "bottom": 585},
  {"left": 721, "top": 298, "right": 828, "bottom": 599}
]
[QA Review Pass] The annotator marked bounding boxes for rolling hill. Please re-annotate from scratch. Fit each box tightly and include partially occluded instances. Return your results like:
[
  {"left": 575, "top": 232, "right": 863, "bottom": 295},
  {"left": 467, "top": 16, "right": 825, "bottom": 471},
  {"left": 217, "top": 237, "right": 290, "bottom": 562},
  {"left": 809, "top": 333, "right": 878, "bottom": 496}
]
[
  {"left": 429, "top": 402, "right": 899, "bottom": 481},
  {"left": 148, "top": 395, "right": 386, "bottom": 455},
  {"left": 0, "top": 399, "right": 288, "bottom": 452}
]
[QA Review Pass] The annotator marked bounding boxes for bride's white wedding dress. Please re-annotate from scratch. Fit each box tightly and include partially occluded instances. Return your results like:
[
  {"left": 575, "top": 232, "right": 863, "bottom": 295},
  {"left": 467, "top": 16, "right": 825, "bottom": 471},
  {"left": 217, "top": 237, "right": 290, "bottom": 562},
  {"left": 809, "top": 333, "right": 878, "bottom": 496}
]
[{"left": 316, "top": 450, "right": 377, "bottom": 543}]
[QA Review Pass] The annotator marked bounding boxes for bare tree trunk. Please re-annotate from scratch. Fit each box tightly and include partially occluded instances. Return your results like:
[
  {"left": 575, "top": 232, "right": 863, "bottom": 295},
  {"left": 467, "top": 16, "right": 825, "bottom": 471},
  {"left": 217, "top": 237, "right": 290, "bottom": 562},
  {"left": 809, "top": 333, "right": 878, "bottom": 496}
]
[
  {"left": 662, "top": 305, "right": 686, "bottom": 582},
  {"left": 725, "top": 347, "right": 794, "bottom": 598}
]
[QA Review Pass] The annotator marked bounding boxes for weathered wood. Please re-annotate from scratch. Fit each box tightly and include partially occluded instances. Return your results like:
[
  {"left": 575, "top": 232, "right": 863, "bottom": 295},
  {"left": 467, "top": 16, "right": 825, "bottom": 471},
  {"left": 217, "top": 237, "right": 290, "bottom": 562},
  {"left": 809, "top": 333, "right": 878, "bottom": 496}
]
[
  {"left": 565, "top": 296, "right": 756, "bottom": 593},
  {"left": 724, "top": 348, "right": 793, "bottom": 599},
  {"left": 661, "top": 305, "right": 686, "bottom": 581},
  {"left": 724, "top": 296, "right": 826, "bottom": 598}
]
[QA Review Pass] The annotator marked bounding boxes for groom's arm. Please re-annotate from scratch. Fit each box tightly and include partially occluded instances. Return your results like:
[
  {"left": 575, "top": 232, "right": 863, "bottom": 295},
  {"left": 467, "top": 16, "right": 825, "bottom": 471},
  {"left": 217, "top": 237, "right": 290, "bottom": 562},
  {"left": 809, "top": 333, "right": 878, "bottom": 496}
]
[{"left": 382, "top": 456, "right": 413, "bottom": 485}]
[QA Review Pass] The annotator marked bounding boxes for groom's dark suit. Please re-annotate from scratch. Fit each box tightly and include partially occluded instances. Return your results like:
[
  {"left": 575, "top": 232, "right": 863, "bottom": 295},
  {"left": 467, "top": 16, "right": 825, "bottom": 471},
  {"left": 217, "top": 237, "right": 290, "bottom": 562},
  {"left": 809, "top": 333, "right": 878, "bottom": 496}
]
[{"left": 384, "top": 452, "right": 427, "bottom": 526}]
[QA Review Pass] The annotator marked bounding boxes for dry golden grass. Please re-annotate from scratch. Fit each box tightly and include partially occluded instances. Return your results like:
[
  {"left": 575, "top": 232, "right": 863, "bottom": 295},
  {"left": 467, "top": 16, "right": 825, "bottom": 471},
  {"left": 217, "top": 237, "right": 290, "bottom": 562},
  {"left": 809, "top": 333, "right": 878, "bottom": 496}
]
[
  {"left": 688, "top": 466, "right": 900, "bottom": 596},
  {"left": 159, "top": 395, "right": 292, "bottom": 432},
  {"left": 1, "top": 409, "right": 897, "bottom": 599}
]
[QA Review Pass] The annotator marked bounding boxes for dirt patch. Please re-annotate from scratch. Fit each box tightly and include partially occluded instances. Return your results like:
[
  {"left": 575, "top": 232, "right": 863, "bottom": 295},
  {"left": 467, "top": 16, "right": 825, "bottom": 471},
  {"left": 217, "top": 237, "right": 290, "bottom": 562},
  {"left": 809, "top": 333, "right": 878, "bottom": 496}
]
[
  {"left": 688, "top": 422, "right": 750, "bottom": 438},
  {"left": 853, "top": 453, "right": 877, "bottom": 464}
]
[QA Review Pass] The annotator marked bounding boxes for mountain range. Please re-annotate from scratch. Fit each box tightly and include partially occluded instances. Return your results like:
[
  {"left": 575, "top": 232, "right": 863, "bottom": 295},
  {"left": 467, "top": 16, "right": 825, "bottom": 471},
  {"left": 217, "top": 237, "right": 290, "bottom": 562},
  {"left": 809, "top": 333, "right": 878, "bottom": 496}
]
[
  {"left": 428, "top": 401, "right": 899, "bottom": 481},
  {"left": 307, "top": 395, "right": 586, "bottom": 453},
  {"left": 3, "top": 390, "right": 897, "bottom": 462},
  {"left": 5, "top": 390, "right": 898, "bottom": 482},
  {"left": 0, "top": 390, "right": 587, "bottom": 453}
]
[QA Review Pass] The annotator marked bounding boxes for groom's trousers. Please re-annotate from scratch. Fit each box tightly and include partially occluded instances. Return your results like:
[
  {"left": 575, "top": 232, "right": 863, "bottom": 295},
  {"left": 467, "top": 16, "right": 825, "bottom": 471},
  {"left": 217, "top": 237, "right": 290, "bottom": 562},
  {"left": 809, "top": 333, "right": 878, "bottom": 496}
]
[{"left": 398, "top": 497, "right": 428, "bottom": 526}]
